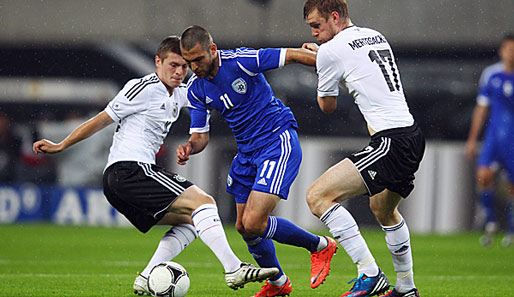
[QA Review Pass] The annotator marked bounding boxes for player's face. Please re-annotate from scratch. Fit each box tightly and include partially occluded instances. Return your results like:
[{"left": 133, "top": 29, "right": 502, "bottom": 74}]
[
  {"left": 181, "top": 43, "right": 217, "bottom": 79},
  {"left": 500, "top": 40, "right": 514, "bottom": 69},
  {"left": 155, "top": 52, "right": 188, "bottom": 88},
  {"left": 306, "top": 9, "right": 339, "bottom": 44}
]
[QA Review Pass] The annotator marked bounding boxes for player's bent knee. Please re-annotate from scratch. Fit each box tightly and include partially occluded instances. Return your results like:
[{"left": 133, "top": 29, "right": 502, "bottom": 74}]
[
  {"left": 306, "top": 186, "right": 327, "bottom": 217},
  {"left": 241, "top": 215, "right": 267, "bottom": 237},
  {"left": 476, "top": 168, "right": 494, "bottom": 188}
]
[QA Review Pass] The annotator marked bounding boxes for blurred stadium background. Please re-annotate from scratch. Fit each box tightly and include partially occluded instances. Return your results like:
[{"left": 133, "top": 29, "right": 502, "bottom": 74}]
[{"left": 1, "top": 0, "right": 514, "bottom": 235}]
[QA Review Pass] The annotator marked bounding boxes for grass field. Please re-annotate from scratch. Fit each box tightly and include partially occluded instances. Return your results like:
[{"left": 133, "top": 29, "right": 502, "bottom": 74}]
[{"left": 0, "top": 224, "right": 513, "bottom": 297}]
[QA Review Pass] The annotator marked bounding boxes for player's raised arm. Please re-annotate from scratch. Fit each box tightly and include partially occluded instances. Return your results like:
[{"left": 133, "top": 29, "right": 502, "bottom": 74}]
[
  {"left": 284, "top": 48, "right": 316, "bottom": 66},
  {"left": 33, "top": 111, "right": 114, "bottom": 154},
  {"left": 176, "top": 132, "right": 210, "bottom": 165}
]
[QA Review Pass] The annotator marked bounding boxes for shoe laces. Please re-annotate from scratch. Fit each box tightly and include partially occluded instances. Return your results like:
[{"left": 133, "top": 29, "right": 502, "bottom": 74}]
[{"left": 347, "top": 274, "right": 368, "bottom": 290}]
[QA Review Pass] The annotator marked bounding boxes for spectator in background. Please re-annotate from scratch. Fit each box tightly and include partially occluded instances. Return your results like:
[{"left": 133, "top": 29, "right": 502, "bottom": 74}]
[
  {"left": 465, "top": 33, "right": 514, "bottom": 248},
  {"left": 0, "top": 112, "right": 21, "bottom": 183}
]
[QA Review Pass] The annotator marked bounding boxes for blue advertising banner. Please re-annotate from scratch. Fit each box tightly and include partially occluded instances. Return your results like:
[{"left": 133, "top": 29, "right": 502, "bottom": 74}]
[{"left": 0, "top": 184, "right": 130, "bottom": 227}]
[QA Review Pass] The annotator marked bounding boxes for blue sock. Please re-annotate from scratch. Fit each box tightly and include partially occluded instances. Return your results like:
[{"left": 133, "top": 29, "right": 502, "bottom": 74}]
[
  {"left": 506, "top": 200, "right": 514, "bottom": 234},
  {"left": 262, "top": 216, "right": 320, "bottom": 253},
  {"left": 480, "top": 190, "right": 496, "bottom": 224},
  {"left": 244, "top": 236, "right": 284, "bottom": 281}
]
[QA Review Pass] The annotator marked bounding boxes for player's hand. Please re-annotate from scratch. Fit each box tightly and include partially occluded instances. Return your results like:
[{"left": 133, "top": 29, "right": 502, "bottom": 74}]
[
  {"left": 176, "top": 141, "right": 193, "bottom": 165},
  {"left": 302, "top": 42, "right": 319, "bottom": 53},
  {"left": 33, "top": 139, "right": 63, "bottom": 154}
]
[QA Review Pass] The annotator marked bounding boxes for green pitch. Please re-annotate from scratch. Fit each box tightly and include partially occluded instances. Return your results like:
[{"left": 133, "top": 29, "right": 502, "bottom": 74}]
[{"left": 1, "top": 224, "right": 513, "bottom": 297}]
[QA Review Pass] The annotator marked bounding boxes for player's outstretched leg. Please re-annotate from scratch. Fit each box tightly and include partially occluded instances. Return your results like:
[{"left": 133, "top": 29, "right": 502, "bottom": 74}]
[
  {"left": 260, "top": 216, "right": 337, "bottom": 288},
  {"left": 133, "top": 224, "right": 197, "bottom": 296},
  {"left": 319, "top": 203, "right": 389, "bottom": 296},
  {"left": 192, "top": 204, "right": 278, "bottom": 289}
]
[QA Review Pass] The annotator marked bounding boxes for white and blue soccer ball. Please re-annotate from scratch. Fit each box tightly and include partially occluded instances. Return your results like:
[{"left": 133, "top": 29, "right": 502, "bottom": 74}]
[{"left": 147, "top": 261, "right": 190, "bottom": 297}]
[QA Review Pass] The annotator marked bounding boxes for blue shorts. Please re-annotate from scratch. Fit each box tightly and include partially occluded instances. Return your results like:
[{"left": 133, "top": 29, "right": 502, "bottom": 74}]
[
  {"left": 478, "top": 130, "right": 514, "bottom": 183},
  {"left": 227, "top": 128, "right": 302, "bottom": 204}
]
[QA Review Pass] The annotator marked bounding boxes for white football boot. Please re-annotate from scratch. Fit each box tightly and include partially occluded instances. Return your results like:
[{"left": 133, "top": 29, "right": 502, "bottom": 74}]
[
  {"left": 133, "top": 273, "right": 151, "bottom": 296},
  {"left": 225, "top": 262, "right": 279, "bottom": 290}
]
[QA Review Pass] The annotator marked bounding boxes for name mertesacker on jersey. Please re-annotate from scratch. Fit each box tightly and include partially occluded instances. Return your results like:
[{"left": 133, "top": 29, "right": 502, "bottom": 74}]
[{"left": 348, "top": 34, "right": 387, "bottom": 50}]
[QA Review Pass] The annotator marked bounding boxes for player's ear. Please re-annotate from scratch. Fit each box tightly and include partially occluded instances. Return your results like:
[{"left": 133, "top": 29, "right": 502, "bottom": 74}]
[
  {"left": 331, "top": 11, "right": 340, "bottom": 23},
  {"left": 210, "top": 43, "right": 217, "bottom": 56},
  {"left": 155, "top": 55, "right": 161, "bottom": 68}
]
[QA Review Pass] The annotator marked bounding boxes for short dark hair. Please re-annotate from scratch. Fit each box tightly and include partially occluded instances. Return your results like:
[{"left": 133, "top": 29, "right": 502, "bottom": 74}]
[
  {"left": 303, "top": 0, "right": 348, "bottom": 21},
  {"left": 155, "top": 35, "right": 181, "bottom": 60},
  {"left": 180, "top": 25, "right": 213, "bottom": 51},
  {"left": 502, "top": 33, "right": 514, "bottom": 43}
]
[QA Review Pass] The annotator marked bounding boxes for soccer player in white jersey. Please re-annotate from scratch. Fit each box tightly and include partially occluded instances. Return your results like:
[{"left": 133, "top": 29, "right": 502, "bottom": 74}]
[
  {"left": 32, "top": 36, "right": 278, "bottom": 296},
  {"left": 301, "top": 1, "right": 425, "bottom": 297}
]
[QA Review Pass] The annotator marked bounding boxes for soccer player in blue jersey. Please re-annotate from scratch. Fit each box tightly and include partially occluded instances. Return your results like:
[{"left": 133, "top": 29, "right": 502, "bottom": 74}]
[
  {"left": 465, "top": 33, "right": 514, "bottom": 248},
  {"left": 176, "top": 25, "right": 338, "bottom": 297}
]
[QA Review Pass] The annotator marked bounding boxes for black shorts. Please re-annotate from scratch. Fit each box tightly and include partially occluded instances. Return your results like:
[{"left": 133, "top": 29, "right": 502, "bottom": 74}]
[
  {"left": 103, "top": 161, "right": 194, "bottom": 233},
  {"left": 347, "top": 123, "right": 425, "bottom": 198}
]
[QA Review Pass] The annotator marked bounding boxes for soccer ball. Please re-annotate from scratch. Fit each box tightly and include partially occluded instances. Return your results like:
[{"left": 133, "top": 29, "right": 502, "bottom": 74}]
[{"left": 148, "top": 261, "right": 190, "bottom": 297}]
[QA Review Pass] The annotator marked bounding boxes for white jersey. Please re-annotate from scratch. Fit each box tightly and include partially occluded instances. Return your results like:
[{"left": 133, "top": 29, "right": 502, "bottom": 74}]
[
  {"left": 104, "top": 73, "right": 188, "bottom": 169},
  {"left": 316, "top": 26, "right": 414, "bottom": 132}
]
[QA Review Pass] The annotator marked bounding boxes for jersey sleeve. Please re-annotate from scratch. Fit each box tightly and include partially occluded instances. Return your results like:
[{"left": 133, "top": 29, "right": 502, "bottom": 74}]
[
  {"left": 236, "top": 48, "right": 286, "bottom": 75},
  {"left": 104, "top": 80, "right": 148, "bottom": 121},
  {"left": 476, "top": 69, "right": 492, "bottom": 107},
  {"left": 316, "top": 46, "right": 343, "bottom": 98},
  {"left": 187, "top": 87, "right": 211, "bottom": 134}
]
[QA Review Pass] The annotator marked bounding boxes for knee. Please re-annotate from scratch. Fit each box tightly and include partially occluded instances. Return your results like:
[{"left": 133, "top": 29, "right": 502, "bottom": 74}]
[
  {"left": 241, "top": 214, "right": 267, "bottom": 237},
  {"left": 307, "top": 185, "right": 328, "bottom": 217},
  {"left": 476, "top": 168, "right": 494, "bottom": 189},
  {"left": 235, "top": 220, "right": 246, "bottom": 236},
  {"left": 197, "top": 193, "right": 216, "bottom": 206}
]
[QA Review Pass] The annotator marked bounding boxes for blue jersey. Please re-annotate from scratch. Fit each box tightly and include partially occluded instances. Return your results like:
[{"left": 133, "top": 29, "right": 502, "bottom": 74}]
[
  {"left": 478, "top": 67, "right": 514, "bottom": 142},
  {"left": 187, "top": 47, "right": 297, "bottom": 153}
]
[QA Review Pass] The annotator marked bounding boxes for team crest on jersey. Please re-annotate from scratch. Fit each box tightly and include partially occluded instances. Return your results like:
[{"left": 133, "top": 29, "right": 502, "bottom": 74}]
[
  {"left": 172, "top": 102, "right": 179, "bottom": 117},
  {"left": 231, "top": 78, "right": 247, "bottom": 94},
  {"left": 503, "top": 81, "right": 513, "bottom": 97}
]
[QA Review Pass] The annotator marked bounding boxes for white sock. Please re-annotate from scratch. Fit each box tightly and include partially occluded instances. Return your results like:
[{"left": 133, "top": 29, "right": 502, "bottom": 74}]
[
  {"left": 192, "top": 204, "right": 242, "bottom": 272},
  {"left": 316, "top": 236, "right": 328, "bottom": 252},
  {"left": 141, "top": 224, "right": 197, "bottom": 277},
  {"left": 269, "top": 274, "right": 288, "bottom": 286},
  {"left": 382, "top": 217, "right": 415, "bottom": 292},
  {"left": 320, "top": 203, "right": 378, "bottom": 276}
]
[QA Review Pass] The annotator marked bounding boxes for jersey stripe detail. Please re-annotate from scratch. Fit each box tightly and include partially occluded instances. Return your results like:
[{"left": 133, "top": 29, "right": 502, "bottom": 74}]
[
  {"left": 137, "top": 161, "right": 186, "bottom": 198},
  {"left": 127, "top": 79, "right": 160, "bottom": 101},
  {"left": 237, "top": 62, "right": 258, "bottom": 77},
  {"left": 270, "top": 130, "right": 292, "bottom": 194},
  {"left": 125, "top": 75, "right": 158, "bottom": 97},
  {"left": 354, "top": 137, "right": 391, "bottom": 171}
]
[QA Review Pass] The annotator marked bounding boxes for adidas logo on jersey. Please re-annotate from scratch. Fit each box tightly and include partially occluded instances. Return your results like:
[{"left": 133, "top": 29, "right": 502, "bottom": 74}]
[
  {"left": 160, "top": 103, "right": 166, "bottom": 110},
  {"left": 206, "top": 96, "right": 213, "bottom": 104},
  {"left": 368, "top": 170, "right": 377, "bottom": 180},
  {"left": 257, "top": 178, "right": 267, "bottom": 186}
]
